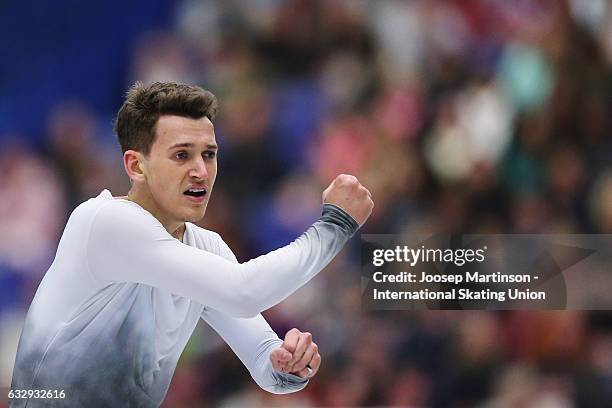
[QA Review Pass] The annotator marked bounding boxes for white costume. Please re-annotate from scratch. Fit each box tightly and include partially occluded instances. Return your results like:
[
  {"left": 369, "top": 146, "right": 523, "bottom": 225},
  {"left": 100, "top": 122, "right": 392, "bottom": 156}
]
[{"left": 10, "top": 190, "right": 358, "bottom": 407}]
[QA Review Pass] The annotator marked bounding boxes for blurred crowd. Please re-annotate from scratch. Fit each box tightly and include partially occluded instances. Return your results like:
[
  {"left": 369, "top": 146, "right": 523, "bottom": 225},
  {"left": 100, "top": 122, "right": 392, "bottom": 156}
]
[{"left": 1, "top": 0, "right": 612, "bottom": 406}]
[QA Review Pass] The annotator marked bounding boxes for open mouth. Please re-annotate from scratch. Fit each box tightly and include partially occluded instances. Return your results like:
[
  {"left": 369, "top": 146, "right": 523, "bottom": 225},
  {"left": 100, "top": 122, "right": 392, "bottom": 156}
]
[{"left": 183, "top": 187, "right": 207, "bottom": 198}]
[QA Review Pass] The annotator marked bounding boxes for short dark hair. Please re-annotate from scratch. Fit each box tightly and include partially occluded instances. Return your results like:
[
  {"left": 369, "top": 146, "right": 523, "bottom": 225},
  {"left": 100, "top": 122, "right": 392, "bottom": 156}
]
[{"left": 114, "top": 81, "right": 218, "bottom": 155}]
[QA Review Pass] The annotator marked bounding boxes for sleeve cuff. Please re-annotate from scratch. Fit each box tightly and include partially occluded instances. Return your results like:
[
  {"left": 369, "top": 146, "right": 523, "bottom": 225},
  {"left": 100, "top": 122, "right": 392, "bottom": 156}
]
[
  {"left": 320, "top": 203, "right": 359, "bottom": 236},
  {"left": 273, "top": 370, "right": 309, "bottom": 385}
]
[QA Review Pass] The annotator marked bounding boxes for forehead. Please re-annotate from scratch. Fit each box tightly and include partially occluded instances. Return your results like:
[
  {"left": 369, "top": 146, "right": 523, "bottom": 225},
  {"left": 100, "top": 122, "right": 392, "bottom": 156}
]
[{"left": 153, "top": 115, "right": 216, "bottom": 148}]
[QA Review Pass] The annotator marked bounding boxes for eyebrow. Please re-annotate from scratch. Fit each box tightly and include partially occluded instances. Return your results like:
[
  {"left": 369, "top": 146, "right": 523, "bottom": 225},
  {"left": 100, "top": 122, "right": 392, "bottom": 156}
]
[{"left": 168, "top": 142, "right": 218, "bottom": 150}]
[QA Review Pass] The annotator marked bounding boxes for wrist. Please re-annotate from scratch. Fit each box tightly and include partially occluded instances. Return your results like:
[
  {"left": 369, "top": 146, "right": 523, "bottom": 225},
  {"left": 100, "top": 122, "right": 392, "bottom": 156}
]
[{"left": 320, "top": 203, "right": 359, "bottom": 235}]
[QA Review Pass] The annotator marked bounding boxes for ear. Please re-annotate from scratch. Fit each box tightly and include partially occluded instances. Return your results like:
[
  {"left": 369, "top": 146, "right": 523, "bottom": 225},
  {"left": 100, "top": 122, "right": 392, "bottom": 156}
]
[{"left": 123, "top": 150, "right": 146, "bottom": 183}]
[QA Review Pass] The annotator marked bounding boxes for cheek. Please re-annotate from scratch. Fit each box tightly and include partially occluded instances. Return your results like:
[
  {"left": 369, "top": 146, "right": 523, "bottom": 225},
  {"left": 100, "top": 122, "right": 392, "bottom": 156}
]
[
  {"left": 148, "top": 168, "right": 181, "bottom": 199},
  {"left": 209, "top": 162, "right": 218, "bottom": 183}
]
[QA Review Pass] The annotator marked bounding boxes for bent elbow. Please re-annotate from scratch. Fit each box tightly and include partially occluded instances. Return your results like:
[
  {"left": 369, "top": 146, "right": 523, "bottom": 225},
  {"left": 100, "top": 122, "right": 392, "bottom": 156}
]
[
  {"left": 228, "top": 307, "right": 259, "bottom": 319},
  {"left": 222, "top": 286, "right": 264, "bottom": 318}
]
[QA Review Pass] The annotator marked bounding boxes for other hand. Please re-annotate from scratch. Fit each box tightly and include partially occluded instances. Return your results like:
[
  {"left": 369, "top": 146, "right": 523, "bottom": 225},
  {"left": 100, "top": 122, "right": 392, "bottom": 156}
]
[{"left": 269, "top": 328, "right": 321, "bottom": 379}]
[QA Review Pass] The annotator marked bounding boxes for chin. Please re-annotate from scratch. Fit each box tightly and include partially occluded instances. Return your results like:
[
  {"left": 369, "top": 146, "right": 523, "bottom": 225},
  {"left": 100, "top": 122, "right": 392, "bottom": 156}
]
[
  {"left": 185, "top": 215, "right": 205, "bottom": 223},
  {"left": 184, "top": 207, "right": 208, "bottom": 223}
]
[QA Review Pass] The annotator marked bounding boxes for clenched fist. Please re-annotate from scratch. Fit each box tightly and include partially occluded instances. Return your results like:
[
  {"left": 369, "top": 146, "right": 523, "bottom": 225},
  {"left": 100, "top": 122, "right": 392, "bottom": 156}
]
[
  {"left": 270, "top": 328, "right": 321, "bottom": 379},
  {"left": 322, "top": 174, "right": 374, "bottom": 226}
]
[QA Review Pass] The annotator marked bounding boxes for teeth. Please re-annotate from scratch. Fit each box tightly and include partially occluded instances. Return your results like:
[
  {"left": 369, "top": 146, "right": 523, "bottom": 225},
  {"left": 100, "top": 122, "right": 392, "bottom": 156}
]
[{"left": 188, "top": 188, "right": 205, "bottom": 192}]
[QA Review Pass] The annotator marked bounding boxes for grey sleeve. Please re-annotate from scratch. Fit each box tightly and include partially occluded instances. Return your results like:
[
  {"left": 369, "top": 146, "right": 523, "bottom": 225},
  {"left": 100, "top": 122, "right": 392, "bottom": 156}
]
[{"left": 88, "top": 202, "right": 358, "bottom": 318}]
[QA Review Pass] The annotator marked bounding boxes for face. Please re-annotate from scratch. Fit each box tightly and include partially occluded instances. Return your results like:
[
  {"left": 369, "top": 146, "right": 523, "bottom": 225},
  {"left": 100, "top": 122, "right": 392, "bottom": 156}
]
[{"left": 135, "top": 115, "right": 218, "bottom": 227}]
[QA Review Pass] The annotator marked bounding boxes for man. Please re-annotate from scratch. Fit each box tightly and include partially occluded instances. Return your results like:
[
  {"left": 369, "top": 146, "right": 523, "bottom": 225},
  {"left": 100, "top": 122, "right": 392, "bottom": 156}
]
[{"left": 10, "top": 82, "right": 373, "bottom": 407}]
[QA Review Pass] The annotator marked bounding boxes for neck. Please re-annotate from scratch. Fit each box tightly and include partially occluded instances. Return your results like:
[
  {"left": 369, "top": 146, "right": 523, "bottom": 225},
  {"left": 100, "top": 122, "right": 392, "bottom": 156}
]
[{"left": 127, "top": 186, "right": 185, "bottom": 241}]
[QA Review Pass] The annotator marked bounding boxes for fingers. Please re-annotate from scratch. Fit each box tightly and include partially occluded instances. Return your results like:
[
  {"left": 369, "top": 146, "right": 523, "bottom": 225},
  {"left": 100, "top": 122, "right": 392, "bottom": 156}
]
[
  {"left": 282, "top": 328, "right": 300, "bottom": 354},
  {"left": 269, "top": 347, "right": 292, "bottom": 373},
  {"left": 361, "top": 185, "right": 372, "bottom": 199},
  {"left": 309, "top": 351, "right": 321, "bottom": 375},
  {"left": 321, "top": 174, "right": 374, "bottom": 226},
  {"left": 336, "top": 173, "right": 359, "bottom": 187},
  {"left": 292, "top": 340, "right": 317, "bottom": 373},
  {"left": 322, "top": 174, "right": 356, "bottom": 202},
  {"left": 273, "top": 328, "right": 300, "bottom": 374},
  {"left": 294, "top": 367, "right": 310, "bottom": 378},
  {"left": 322, "top": 182, "right": 333, "bottom": 202},
  {"left": 271, "top": 347, "right": 291, "bottom": 362},
  {"left": 288, "top": 331, "right": 312, "bottom": 368},
  {"left": 294, "top": 346, "right": 321, "bottom": 378},
  {"left": 277, "top": 328, "right": 322, "bottom": 379}
]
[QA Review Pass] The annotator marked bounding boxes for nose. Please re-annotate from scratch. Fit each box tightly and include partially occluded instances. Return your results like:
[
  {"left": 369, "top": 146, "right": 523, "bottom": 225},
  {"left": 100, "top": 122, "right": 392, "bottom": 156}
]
[{"left": 189, "top": 156, "right": 208, "bottom": 180}]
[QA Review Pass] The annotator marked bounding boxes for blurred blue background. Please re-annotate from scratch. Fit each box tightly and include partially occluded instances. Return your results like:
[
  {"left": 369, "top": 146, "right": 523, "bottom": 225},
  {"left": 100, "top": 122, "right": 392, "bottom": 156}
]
[{"left": 1, "top": 0, "right": 612, "bottom": 406}]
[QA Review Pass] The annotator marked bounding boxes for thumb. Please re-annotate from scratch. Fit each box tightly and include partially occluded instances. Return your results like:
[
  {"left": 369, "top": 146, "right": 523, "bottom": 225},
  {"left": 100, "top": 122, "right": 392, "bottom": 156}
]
[{"left": 294, "top": 367, "right": 311, "bottom": 378}]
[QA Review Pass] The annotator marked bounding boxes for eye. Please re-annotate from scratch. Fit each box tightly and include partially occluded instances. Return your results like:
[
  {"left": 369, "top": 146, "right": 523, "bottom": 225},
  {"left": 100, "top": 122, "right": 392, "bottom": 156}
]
[
  {"left": 174, "top": 151, "right": 189, "bottom": 160},
  {"left": 203, "top": 150, "right": 217, "bottom": 160}
]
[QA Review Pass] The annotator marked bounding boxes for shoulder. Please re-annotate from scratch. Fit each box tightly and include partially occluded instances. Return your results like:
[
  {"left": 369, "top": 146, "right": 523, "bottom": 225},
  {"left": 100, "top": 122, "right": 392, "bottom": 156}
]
[
  {"left": 187, "top": 222, "right": 223, "bottom": 241},
  {"left": 94, "top": 199, "right": 161, "bottom": 228},
  {"left": 72, "top": 191, "right": 152, "bottom": 222},
  {"left": 81, "top": 195, "right": 168, "bottom": 243},
  {"left": 186, "top": 223, "right": 237, "bottom": 263}
]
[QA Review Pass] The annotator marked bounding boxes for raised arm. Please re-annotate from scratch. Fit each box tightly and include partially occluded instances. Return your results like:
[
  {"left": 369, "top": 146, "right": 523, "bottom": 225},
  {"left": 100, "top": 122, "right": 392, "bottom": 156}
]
[{"left": 87, "top": 175, "right": 372, "bottom": 318}]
